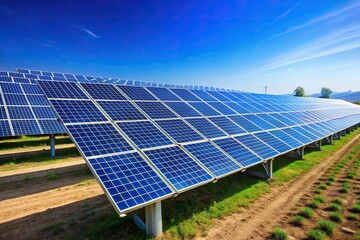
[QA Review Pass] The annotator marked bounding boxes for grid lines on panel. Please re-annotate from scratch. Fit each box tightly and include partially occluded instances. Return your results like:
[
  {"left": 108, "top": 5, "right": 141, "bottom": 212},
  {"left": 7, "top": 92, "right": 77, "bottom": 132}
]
[
  {"left": 269, "top": 129, "right": 303, "bottom": 149},
  {"left": 209, "top": 116, "right": 245, "bottom": 135},
  {"left": 186, "top": 118, "right": 226, "bottom": 138},
  {"left": 164, "top": 102, "right": 201, "bottom": 117},
  {"left": 89, "top": 152, "right": 173, "bottom": 212},
  {"left": 98, "top": 101, "right": 146, "bottom": 121},
  {"left": 144, "top": 146, "right": 213, "bottom": 191},
  {"left": 136, "top": 102, "right": 177, "bottom": 119},
  {"left": 118, "top": 85, "right": 156, "bottom": 100},
  {"left": 38, "top": 81, "right": 88, "bottom": 99},
  {"left": 11, "top": 120, "right": 41, "bottom": 135},
  {"left": 146, "top": 87, "right": 181, "bottom": 101},
  {"left": 81, "top": 83, "right": 127, "bottom": 100},
  {"left": 156, "top": 119, "right": 204, "bottom": 143},
  {"left": 235, "top": 134, "right": 278, "bottom": 160},
  {"left": 254, "top": 131, "right": 293, "bottom": 154}
]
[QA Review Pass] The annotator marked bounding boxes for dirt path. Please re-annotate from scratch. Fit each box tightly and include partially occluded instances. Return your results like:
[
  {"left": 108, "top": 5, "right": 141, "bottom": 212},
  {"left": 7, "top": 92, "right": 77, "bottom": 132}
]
[{"left": 200, "top": 133, "right": 360, "bottom": 240}]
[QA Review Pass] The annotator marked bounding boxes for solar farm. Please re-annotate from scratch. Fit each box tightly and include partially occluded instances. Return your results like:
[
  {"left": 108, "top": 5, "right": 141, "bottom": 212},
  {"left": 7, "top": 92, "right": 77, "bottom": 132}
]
[{"left": 0, "top": 68, "right": 360, "bottom": 239}]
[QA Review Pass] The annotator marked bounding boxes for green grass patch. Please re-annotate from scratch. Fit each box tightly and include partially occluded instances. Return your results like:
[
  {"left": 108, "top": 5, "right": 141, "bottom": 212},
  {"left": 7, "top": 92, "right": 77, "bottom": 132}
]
[
  {"left": 299, "top": 207, "right": 314, "bottom": 219},
  {"left": 309, "top": 200, "right": 321, "bottom": 209},
  {"left": 314, "top": 195, "right": 326, "bottom": 203},
  {"left": 332, "top": 197, "right": 343, "bottom": 205},
  {"left": 328, "top": 203, "right": 341, "bottom": 212},
  {"left": 292, "top": 215, "right": 306, "bottom": 226},
  {"left": 327, "top": 174, "right": 336, "bottom": 182},
  {"left": 307, "top": 229, "right": 327, "bottom": 240},
  {"left": 347, "top": 169, "right": 357, "bottom": 179},
  {"left": 46, "top": 221, "right": 65, "bottom": 236},
  {"left": 352, "top": 204, "right": 360, "bottom": 213},
  {"left": 47, "top": 172, "right": 60, "bottom": 181},
  {"left": 0, "top": 135, "right": 72, "bottom": 151},
  {"left": 76, "top": 179, "right": 96, "bottom": 186},
  {"left": 329, "top": 211, "right": 343, "bottom": 222},
  {"left": 348, "top": 213, "right": 357, "bottom": 220},
  {"left": 317, "top": 220, "right": 336, "bottom": 235},
  {"left": 273, "top": 227, "right": 288, "bottom": 240},
  {"left": 319, "top": 183, "right": 328, "bottom": 190}
]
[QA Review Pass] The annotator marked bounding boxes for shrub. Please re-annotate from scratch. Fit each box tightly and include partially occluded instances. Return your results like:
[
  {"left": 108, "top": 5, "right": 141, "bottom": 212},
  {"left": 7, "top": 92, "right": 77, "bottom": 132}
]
[
  {"left": 352, "top": 204, "right": 360, "bottom": 213},
  {"left": 328, "top": 203, "right": 341, "bottom": 212},
  {"left": 332, "top": 198, "right": 343, "bottom": 205},
  {"left": 299, "top": 207, "right": 314, "bottom": 219},
  {"left": 309, "top": 200, "right": 321, "bottom": 209},
  {"left": 348, "top": 213, "right": 357, "bottom": 220},
  {"left": 307, "top": 229, "right": 327, "bottom": 240},
  {"left": 314, "top": 195, "right": 326, "bottom": 203},
  {"left": 273, "top": 228, "right": 288, "bottom": 240},
  {"left": 329, "top": 211, "right": 343, "bottom": 222},
  {"left": 292, "top": 215, "right": 305, "bottom": 226},
  {"left": 317, "top": 220, "right": 336, "bottom": 235},
  {"left": 319, "top": 184, "right": 328, "bottom": 190}
]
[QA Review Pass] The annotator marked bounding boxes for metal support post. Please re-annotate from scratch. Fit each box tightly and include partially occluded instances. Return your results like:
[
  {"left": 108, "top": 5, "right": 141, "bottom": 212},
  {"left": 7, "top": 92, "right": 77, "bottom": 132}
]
[
  {"left": 340, "top": 130, "right": 346, "bottom": 136},
  {"left": 285, "top": 147, "right": 304, "bottom": 160},
  {"left": 145, "top": 201, "right": 163, "bottom": 237},
  {"left": 333, "top": 133, "right": 341, "bottom": 140},
  {"left": 306, "top": 140, "right": 321, "bottom": 150},
  {"left": 50, "top": 134, "right": 56, "bottom": 157},
  {"left": 346, "top": 128, "right": 351, "bottom": 134},
  {"left": 322, "top": 135, "right": 333, "bottom": 145},
  {"left": 245, "top": 159, "right": 273, "bottom": 179}
]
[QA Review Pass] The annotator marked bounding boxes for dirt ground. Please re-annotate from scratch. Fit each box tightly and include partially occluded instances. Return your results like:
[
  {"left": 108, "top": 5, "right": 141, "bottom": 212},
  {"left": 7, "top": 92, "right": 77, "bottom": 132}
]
[{"left": 0, "top": 133, "right": 359, "bottom": 240}]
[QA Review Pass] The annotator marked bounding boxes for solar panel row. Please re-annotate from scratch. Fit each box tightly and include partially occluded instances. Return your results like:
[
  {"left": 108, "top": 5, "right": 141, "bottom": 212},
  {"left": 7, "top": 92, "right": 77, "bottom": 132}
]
[{"left": 37, "top": 80, "right": 360, "bottom": 215}]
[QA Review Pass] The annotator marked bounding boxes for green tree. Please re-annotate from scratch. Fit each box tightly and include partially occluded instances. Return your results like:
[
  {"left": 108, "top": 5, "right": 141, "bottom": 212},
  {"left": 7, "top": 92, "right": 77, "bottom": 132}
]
[
  {"left": 293, "top": 86, "right": 305, "bottom": 97},
  {"left": 320, "top": 87, "right": 332, "bottom": 98}
]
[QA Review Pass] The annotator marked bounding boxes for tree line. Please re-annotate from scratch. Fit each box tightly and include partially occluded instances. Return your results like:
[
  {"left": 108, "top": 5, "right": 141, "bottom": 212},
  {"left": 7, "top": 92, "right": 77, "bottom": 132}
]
[{"left": 293, "top": 87, "right": 332, "bottom": 98}]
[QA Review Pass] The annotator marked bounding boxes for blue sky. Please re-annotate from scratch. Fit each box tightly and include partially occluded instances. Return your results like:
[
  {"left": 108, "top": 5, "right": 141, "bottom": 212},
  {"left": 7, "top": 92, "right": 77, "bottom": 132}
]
[{"left": 0, "top": 0, "right": 359, "bottom": 94}]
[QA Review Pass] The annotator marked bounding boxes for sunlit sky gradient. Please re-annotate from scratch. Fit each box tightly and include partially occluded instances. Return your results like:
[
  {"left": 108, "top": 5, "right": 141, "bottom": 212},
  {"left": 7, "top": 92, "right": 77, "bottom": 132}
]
[{"left": 0, "top": 0, "right": 359, "bottom": 94}]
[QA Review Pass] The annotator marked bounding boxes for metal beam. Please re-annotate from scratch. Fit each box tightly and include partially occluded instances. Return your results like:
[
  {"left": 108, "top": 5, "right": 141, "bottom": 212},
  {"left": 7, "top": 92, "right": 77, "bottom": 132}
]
[
  {"left": 322, "top": 135, "right": 333, "bottom": 145},
  {"left": 50, "top": 134, "right": 55, "bottom": 157},
  {"left": 285, "top": 147, "right": 304, "bottom": 160},
  {"left": 145, "top": 201, "right": 163, "bottom": 237},
  {"left": 306, "top": 140, "right": 321, "bottom": 150},
  {"left": 333, "top": 132, "right": 341, "bottom": 140},
  {"left": 246, "top": 159, "right": 273, "bottom": 179}
]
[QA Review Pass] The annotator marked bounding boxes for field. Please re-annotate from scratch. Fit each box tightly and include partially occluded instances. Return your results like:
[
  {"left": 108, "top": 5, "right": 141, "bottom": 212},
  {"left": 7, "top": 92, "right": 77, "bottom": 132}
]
[{"left": 0, "top": 130, "right": 359, "bottom": 240}]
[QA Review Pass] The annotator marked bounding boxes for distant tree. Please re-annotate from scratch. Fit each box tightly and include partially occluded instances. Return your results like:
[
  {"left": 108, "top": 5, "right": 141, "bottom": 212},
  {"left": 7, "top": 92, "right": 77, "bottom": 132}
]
[
  {"left": 293, "top": 86, "right": 305, "bottom": 97},
  {"left": 320, "top": 87, "right": 332, "bottom": 98}
]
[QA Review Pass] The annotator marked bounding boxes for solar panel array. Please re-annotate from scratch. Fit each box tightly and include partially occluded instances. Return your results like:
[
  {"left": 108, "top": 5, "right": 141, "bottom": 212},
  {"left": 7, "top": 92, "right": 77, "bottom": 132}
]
[{"left": 38, "top": 80, "right": 360, "bottom": 215}]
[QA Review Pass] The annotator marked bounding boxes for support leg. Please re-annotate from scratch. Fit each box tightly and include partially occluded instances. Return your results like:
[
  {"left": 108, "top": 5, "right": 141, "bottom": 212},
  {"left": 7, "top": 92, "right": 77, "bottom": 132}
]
[
  {"left": 346, "top": 128, "right": 351, "bottom": 134},
  {"left": 245, "top": 159, "right": 273, "bottom": 179},
  {"left": 322, "top": 136, "right": 333, "bottom": 145},
  {"left": 50, "top": 134, "right": 55, "bottom": 157},
  {"left": 333, "top": 133, "right": 341, "bottom": 140},
  {"left": 145, "top": 202, "right": 162, "bottom": 237},
  {"left": 306, "top": 140, "right": 321, "bottom": 150},
  {"left": 285, "top": 147, "right": 304, "bottom": 160}
]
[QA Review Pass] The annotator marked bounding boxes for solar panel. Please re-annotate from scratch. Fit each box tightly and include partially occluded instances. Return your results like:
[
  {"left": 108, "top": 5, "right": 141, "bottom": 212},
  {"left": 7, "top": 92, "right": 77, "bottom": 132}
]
[
  {"left": 32, "top": 107, "right": 57, "bottom": 118},
  {"left": 144, "top": 146, "right": 213, "bottom": 191},
  {"left": 188, "top": 102, "right": 221, "bottom": 116},
  {"left": 256, "top": 113, "right": 287, "bottom": 128},
  {"left": 97, "top": 101, "right": 147, "bottom": 121},
  {"left": 4, "top": 94, "right": 28, "bottom": 105},
  {"left": 118, "top": 85, "right": 156, "bottom": 100},
  {"left": 184, "top": 141, "right": 241, "bottom": 177},
  {"left": 156, "top": 119, "right": 204, "bottom": 143},
  {"left": 164, "top": 102, "right": 201, "bottom": 117},
  {"left": 38, "top": 120, "right": 66, "bottom": 134},
  {"left": 136, "top": 102, "right": 177, "bottom": 119},
  {"left": 223, "top": 102, "right": 251, "bottom": 114},
  {"left": 117, "top": 121, "right": 173, "bottom": 149},
  {"left": 38, "top": 81, "right": 88, "bottom": 99},
  {"left": 235, "top": 134, "right": 279, "bottom": 160},
  {"left": 12, "top": 120, "right": 41, "bottom": 135},
  {"left": 268, "top": 129, "right": 303, "bottom": 149},
  {"left": 254, "top": 131, "right": 293, "bottom": 154},
  {"left": 185, "top": 118, "right": 226, "bottom": 138},
  {"left": 8, "top": 106, "right": 34, "bottom": 119},
  {"left": 209, "top": 116, "right": 246, "bottom": 135},
  {"left": 146, "top": 87, "right": 181, "bottom": 101},
  {"left": 206, "top": 91, "right": 231, "bottom": 101},
  {"left": 189, "top": 90, "right": 218, "bottom": 101},
  {"left": 0, "top": 120, "right": 12, "bottom": 136},
  {"left": 229, "top": 115, "right": 263, "bottom": 133},
  {"left": 81, "top": 83, "right": 126, "bottom": 100},
  {"left": 282, "top": 127, "right": 313, "bottom": 145},
  {"left": 208, "top": 102, "right": 236, "bottom": 115},
  {"left": 213, "top": 138, "right": 261, "bottom": 167},
  {"left": 242, "top": 115, "right": 276, "bottom": 130},
  {"left": 170, "top": 89, "right": 201, "bottom": 101}
]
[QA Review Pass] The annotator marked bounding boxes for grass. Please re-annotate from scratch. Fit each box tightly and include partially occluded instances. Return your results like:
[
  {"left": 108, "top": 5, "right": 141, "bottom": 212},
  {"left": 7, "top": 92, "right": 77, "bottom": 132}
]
[
  {"left": 273, "top": 227, "right": 288, "bottom": 240},
  {"left": 0, "top": 135, "right": 72, "bottom": 151},
  {"left": 309, "top": 200, "right": 321, "bottom": 209},
  {"left": 347, "top": 169, "right": 356, "bottom": 179},
  {"left": 329, "top": 211, "right": 343, "bottom": 222},
  {"left": 317, "top": 220, "right": 336, "bottom": 235},
  {"left": 314, "top": 195, "right": 326, "bottom": 203},
  {"left": 47, "top": 172, "right": 60, "bottom": 180},
  {"left": 307, "top": 229, "right": 327, "bottom": 240},
  {"left": 76, "top": 179, "right": 96, "bottom": 186},
  {"left": 332, "top": 197, "right": 343, "bottom": 205},
  {"left": 299, "top": 207, "right": 314, "bottom": 219},
  {"left": 292, "top": 215, "right": 306, "bottom": 226},
  {"left": 328, "top": 203, "right": 341, "bottom": 212},
  {"left": 348, "top": 213, "right": 357, "bottom": 220},
  {"left": 352, "top": 204, "right": 360, "bottom": 213},
  {"left": 327, "top": 174, "right": 335, "bottom": 182},
  {"left": 319, "top": 183, "right": 328, "bottom": 190},
  {"left": 356, "top": 230, "right": 360, "bottom": 240},
  {"left": 46, "top": 221, "right": 65, "bottom": 236}
]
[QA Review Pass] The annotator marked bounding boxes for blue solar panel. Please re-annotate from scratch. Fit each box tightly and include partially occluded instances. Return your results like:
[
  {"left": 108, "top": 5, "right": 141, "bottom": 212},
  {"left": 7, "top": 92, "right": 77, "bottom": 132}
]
[
  {"left": 7, "top": 106, "right": 34, "bottom": 119},
  {"left": 32, "top": 107, "right": 57, "bottom": 119},
  {"left": 235, "top": 134, "right": 279, "bottom": 160},
  {"left": 13, "top": 77, "right": 30, "bottom": 84},
  {"left": 189, "top": 90, "right": 218, "bottom": 101},
  {"left": 89, "top": 152, "right": 173, "bottom": 212},
  {"left": 21, "top": 84, "right": 43, "bottom": 94},
  {"left": 254, "top": 131, "right": 293, "bottom": 154},
  {"left": 27, "top": 95, "right": 49, "bottom": 106},
  {"left": 186, "top": 118, "right": 226, "bottom": 138},
  {"left": 0, "top": 83, "right": 23, "bottom": 94},
  {"left": 117, "top": 121, "right": 173, "bottom": 149},
  {"left": 144, "top": 146, "right": 213, "bottom": 191},
  {"left": 50, "top": 100, "right": 107, "bottom": 123},
  {"left": 256, "top": 114, "right": 287, "bottom": 128},
  {"left": 188, "top": 102, "right": 221, "bottom": 116},
  {"left": 156, "top": 119, "right": 204, "bottom": 143},
  {"left": 268, "top": 113, "right": 297, "bottom": 127},
  {"left": 0, "top": 96, "right": 3, "bottom": 105},
  {"left": 0, "top": 76, "right": 12, "bottom": 82},
  {"left": 0, "top": 107, "right": 7, "bottom": 119},
  {"left": 184, "top": 142, "right": 241, "bottom": 177},
  {"left": 242, "top": 115, "right": 276, "bottom": 130},
  {"left": 208, "top": 102, "right": 236, "bottom": 115},
  {"left": 170, "top": 89, "right": 201, "bottom": 101},
  {"left": 213, "top": 138, "right": 262, "bottom": 167},
  {"left": 146, "top": 87, "right": 181, "bottom": 101},
  {"left": 209, "top": 116, "right": 245, "bottom": 135},
  {"left": 117, "top": 85, "right": 156, "bottom": 100},
  {"left": 229, "top": 115, "right": 263, "bottom": 133},
  {"left": 0, "top": 120, "right": 11, "bottom": 136},
  {"left": 302, "top": 124, "right": 327, "bottom": 139},
  {"left": 67, "top": 123, "right": 134, "bottom": 157},
  {"left": 206, "top": 91, "right": 231, "bottom": 101},
  {"left": 136, "top": 102, "right": 177, "bottom": 119},
  {"left": 217, "top": 91, "right": 242, "bottom": 101},
  {"left": 292, "top": 126, "right": 319, "bottom": 141},
  {"left": 268, "top": 129, "right": 303, "bottom": 149},
  {"left": 38, "top": 81, "right": 88, "bottom": 99},
  {"left": 38, "top": 120, "right": 66, "bottom": 134},
  {"left": 165, "top": 102, "right": 201, "bottom": 117},
  {"left": 81, "top": 83, "right": 126, "bottom": 100},
  {"left": 281, "top": 112, "right": 306, "bottom": 125},
  {"left": 12, "top": 120, "right": 41, "bottom": 135},
  {"left": 223, "top": 102, "right": 251, "bottom": 114},
  {"left": 3, "top": 94, "right": 28, "bottom": 105},
  {"left": 98, "top": 101, "right": 146, "bottom": 121}
]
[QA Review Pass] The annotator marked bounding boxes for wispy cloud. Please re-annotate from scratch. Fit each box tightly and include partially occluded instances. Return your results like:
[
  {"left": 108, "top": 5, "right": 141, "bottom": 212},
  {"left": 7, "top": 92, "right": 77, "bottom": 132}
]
[
  {"left": 72, "top": 25, "right": 101, "bottom": 38},
  {"left": 270, "top": 2, "right": 360, "bottom": 39},
  {"left": 271, "top": 1, "right": 301, "bottom": 24}
]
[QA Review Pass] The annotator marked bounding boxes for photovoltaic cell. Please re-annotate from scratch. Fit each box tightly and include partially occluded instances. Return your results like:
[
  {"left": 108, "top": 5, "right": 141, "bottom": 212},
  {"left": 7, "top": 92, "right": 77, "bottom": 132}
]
[
  {"left": 50, "top": 100, "right": 107, "bottom": 123},
  {"left": 118, "top": 85, "right": 156, "bottom": 100},
  {"left": 209, "top": 116, "right": 245, "bottom": 135},
  {"left": 0, "top": 107, "right": 6, "bottom": 119},
  {"left": 269, "top": 129, "right": 303, "bottom": 149},
  {"left": 117, "top": 121, "right": 173, "bottom": 149},
  {"left": 188, "top": 102, "right": 221, "bottom": 116},
  {"left": 213, "top": 138, "right": 261, "bottom": 167},
  {"left": 165, "top": 102, "right": 201, "bottom": 117},
  {"left": 67, "top": 123, "right": 134, "bottom": 157},
  {"left": 0, "top": 120, "right": 11, "bottom": 136},
  {"left": 170, "top": 89, "right": 201, "bottom": 101},
  {"left": 269, "top": 113, "right": 297, "bottom": 127},
  {"left": 146, "top": 87, "right": 181, "bottom": 101},
  {"left": 254, "top": 131, "right": 293, "bottom": 153},
  {"left": 144, "top": 146, "right": 213, "bottom": 191},
  {"left": 38, "top": 120, "right": 66, "bottom": 134},
  {"left": 206, "top": 91, "right": 230, "bottom": 101},
  {"left": 156, "top": 119, "right": 204, "bottom": 143},
  {"left": 11, "top": 120, "right": 41, "bottom": 135},
  {"left": 98, "top": 101, "right": 146, "bottom": 121},
  {"left": 38, "top": 81, "right": 88, "bottom": 99},
  {"left": 189, "top": 90, "right": 218, "bottom": 101},
  {"left": 292, "top": 126, "right": 319, "bottom": 141},
  {"left": 21, "top": 84, "right": 43, "bottom": 94},
  {"left": 81, "top": 83, "right": 126, "bottom": 100},
  {"left": 7, "top": 106, "right": 34, "bottom": 119},
  {"left": 89, "top": 152, "right": 173, "bottom": 212},
  {"left": 242, "top": 115, "right": 276, "bottom": 130},
  {"left": 136, "top": 102, "right": 177, "bottom": 119},
  {"left": 208, "top": 102, "right": 236, "bottom": 115},
  {"left": 3, "top": 94, "right": 28, "bottom": 105},
  {"left": 184, "top": 142, "right": 241, "bottom": 177},
  {"left": 223, "top": 102, "right": 251, "bottom": 114},
  {"left": 282, "top": 127, "right": 313, "bottom": 145},
  {"left": 32, "top": 107, "right": 58, "bottom": 119},
  {"left": 256, "top": 113, "right": 287, "bottom": 128},
  {"left": 27, "top": 95, "right": 49, "bottom": 106},
  {"left": 0, "top": 83, "right": 23, "bottom": 94},
  {"left": 235, "top": 134, "right": 279, "bottom": 160},
  {"left": 186, "top": 118, "right": 226, "bottom": 138}
]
